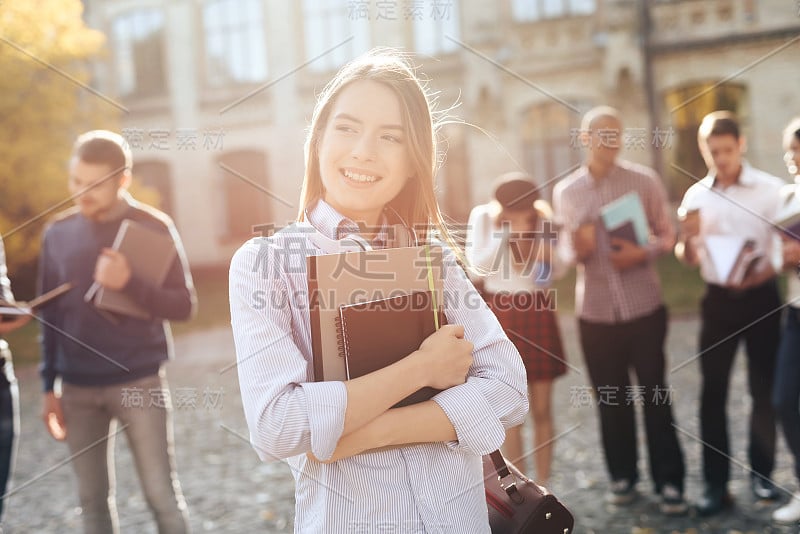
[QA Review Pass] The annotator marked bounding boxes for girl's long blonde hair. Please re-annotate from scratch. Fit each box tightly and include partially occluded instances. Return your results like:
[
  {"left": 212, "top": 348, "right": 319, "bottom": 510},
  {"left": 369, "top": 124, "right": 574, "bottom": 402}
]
[{"left": 297, "top": 48, "right": 462, "bottom": 257}]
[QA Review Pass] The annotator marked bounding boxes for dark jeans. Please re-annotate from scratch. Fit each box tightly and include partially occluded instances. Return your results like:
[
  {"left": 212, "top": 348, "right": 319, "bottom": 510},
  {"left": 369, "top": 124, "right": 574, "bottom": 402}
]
[
  {"left": 579, "top": 306, "right": 685, "bottom": 492},
  {"left": 0, "top": 342, "right": 19, "bottom": 522},
  {"left": 773, "top": 305, "right": 800, "bottom": 485},
  {"left": 699, "top": 281, "right": 781, "bottom": 489}
]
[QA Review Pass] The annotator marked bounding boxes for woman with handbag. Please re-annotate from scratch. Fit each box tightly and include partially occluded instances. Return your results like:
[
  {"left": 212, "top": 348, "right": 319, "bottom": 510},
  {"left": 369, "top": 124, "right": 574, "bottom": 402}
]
[
  {"left": 229, "top": 49, "right": 529, "bottom": 532},
  {"left": 466, "top": 173, "right": 568, "bottom": 486}
]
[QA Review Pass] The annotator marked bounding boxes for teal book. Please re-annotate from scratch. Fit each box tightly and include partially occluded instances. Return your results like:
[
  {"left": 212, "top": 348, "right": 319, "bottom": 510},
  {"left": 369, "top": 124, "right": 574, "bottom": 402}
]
[{"left": 600, "top": 192, "right": 649, "bottom": 246}]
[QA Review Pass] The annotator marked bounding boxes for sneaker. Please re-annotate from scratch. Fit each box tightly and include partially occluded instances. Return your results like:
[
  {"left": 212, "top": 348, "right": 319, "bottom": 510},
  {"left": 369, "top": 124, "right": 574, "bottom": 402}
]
[
  {"left": 605, "top": 479, "right": 638, "bottom": 505},
  {"left": 751, "top": 476, "right": 780, "bottom": 501},
  {"left": 659, "top": 483, "right": 688, "bottom": 516},
  {"left": 696, "top": 485, "right": 733, "bottom": 517},
  {"left": 773, "top": 492, "right": 800, "bottom": 524}
]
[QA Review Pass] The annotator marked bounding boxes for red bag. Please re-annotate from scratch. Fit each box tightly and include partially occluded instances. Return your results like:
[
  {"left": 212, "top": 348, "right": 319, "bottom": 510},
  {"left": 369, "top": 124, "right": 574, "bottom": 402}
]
[{"left": 484, "top": 451, "right": 574, "bottom": 533}]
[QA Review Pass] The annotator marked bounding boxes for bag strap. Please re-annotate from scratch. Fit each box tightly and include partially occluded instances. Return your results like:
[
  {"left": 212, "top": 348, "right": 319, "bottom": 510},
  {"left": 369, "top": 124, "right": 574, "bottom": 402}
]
[{"left": 489, "top": 450, "right": 524, "bottom": 504}]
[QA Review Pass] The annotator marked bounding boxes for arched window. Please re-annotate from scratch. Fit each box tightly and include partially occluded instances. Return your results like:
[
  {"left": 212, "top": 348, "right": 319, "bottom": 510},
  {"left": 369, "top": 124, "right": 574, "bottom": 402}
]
[
  {"left": 520, "top": 101, "right": 585, "bottom": 200},
  {"left": 217, "top": 150, "right": 271, "bottom": 239},
  {"left": 664, "top": 82, "right": 747, "bottom": 198},
  {"left": 131, "top": 160, "right": 174, "bottom": 217}
]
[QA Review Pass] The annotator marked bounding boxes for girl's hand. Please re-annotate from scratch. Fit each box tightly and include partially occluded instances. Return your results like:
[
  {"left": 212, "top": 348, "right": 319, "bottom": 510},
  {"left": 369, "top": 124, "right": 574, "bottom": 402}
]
[{"left": 413, "top": 324, "right": 473, "bottom": 390}]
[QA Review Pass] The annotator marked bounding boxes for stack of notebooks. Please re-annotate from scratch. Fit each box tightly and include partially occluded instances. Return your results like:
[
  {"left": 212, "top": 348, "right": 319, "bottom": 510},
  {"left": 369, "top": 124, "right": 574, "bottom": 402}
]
[
  {"left": 307, "top": 245, "right": 445, "bottom": 407},
  {"left": 704, "top": 235, "right": 762, "bottom": 285}
]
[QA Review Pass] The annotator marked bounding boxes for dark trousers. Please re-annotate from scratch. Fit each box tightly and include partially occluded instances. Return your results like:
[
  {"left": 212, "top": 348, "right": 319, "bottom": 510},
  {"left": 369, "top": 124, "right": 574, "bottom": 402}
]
[
  {"left": 0, "top": 344, "right": 19, "bottom": 521},
  {"left": 773, "top": 306, "right": 800, "bottom": 484},
  {"left": 579, "top": 306, "right": 685, "bottom": 492},
  {"left": 699, "top": 281, "right": 781, "bottom": 489}
]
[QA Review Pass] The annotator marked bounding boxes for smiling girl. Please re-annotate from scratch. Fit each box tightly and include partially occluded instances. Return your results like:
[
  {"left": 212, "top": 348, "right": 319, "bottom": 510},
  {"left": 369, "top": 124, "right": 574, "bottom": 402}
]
[{"left": 229, "top": 49, "right": 528, "bottom": 532}]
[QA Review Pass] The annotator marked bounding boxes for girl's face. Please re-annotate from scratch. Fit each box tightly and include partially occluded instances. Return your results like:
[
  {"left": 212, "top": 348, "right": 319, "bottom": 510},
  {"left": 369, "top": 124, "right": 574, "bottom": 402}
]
[{"left": 317, "top": 79, "right": 413, "bottom": 229}]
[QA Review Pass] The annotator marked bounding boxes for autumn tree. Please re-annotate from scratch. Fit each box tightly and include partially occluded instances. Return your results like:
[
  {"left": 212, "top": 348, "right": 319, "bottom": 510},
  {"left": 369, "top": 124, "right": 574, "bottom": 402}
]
[{"left": 0, "top": 0, "right": 117, "bottom": 286}]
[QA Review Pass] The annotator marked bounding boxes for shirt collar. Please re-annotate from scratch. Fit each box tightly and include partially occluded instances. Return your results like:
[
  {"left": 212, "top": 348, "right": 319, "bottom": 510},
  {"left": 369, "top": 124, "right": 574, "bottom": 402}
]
[
  {"left": 306, "top": 199, "right": 389, "bottom": 248},
  {"left": 711, "top": 162, "right": 756, "bottom": 189},
  {"left": 585, "top": 163, "right": 619, "bottom": 185}
]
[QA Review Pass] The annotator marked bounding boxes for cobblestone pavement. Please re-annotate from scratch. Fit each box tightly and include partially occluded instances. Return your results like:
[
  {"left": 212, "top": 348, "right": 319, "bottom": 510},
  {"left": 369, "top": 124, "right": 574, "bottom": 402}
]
[{"left": 3, "top": 315, "right": 800, "bottom": 533}]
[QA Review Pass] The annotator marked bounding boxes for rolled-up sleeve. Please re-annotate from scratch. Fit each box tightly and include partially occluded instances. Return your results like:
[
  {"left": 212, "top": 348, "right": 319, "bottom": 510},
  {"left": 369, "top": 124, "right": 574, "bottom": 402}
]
[
  {"left": 229, "top": 239, "right": 347, "bottom": 462},
  {"left": 432, "top": 250, "right": 528, "bottom": 455}
]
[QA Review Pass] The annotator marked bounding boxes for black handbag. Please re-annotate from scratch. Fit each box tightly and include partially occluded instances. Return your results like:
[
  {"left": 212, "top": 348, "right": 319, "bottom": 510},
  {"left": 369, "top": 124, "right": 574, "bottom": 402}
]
[{"left": 483, "top": 451, "right": 575, "bottom": 533}]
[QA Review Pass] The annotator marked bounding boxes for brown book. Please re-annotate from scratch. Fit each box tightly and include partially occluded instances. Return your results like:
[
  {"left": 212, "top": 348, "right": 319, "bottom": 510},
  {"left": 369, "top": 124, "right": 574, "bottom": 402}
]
[
  {"left": 337, "top": 290, "right": 446, "bottom": 407},
  {"left": 307, "top": 245, "right": 444, "bottom": 382},
  {"left": 92, "top": 219, "right": 177, "bottom": 320},
  {"left": 0, "top": 282, "right": 73, "bottom": 317}
]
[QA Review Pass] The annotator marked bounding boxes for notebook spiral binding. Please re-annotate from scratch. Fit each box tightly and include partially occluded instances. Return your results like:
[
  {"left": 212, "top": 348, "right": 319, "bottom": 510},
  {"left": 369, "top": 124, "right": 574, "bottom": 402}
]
[{"left": 334, "top": 315, "right": 347, "bottom": 359}]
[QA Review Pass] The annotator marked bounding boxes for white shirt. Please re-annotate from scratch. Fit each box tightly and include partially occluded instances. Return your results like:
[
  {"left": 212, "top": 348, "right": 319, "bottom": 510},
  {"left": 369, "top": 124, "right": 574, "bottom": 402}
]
[
  {"left": 777, "top": 182, "right": 800, "bottom": 307},
  {"left": 465, "top": 203, "right": 565, "bottom": 293},
  {"left": 679, "top": 163, "right": 784, "bottom": 285},
  {"left": 229, "top": 199, "right": 528, "bottom": 533}
]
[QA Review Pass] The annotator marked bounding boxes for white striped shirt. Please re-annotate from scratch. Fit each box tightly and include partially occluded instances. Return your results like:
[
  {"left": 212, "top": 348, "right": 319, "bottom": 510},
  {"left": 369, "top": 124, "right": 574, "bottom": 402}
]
[
  {"left": 553, "top": 160, "right": 674, "bottom": 323},
  {"left": 229, "top": 199, "right": 528, "bottom": 533}
]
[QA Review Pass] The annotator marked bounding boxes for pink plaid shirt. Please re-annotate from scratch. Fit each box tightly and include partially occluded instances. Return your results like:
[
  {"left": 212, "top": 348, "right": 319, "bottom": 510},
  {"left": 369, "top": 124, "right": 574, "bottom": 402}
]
[{"left": 553, "top": 160, "right": 674, "bottom": 323}]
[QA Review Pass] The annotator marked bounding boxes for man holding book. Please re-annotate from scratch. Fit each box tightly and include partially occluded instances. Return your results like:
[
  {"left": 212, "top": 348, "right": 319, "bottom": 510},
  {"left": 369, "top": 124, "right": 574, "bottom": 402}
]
[
  {"left": 771, "top": 116, "right": 800, "bottom": 524},
  {"left": 553, "top": 106, "right": 686, "bottom": 515},
  {"left": 37, "top": 130, "right": 196, "bottom": 534},
  {"left": 0, "top": 235, "right": 31, "bottom": 523},
  {"left": 675, "top": 111, "right": 784, "bottom": 516}
]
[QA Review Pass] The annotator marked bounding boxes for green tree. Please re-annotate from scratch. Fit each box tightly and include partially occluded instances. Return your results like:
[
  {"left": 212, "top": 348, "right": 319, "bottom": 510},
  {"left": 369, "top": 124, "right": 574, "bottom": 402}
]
[{"left": 0, "top": 0, "right": 116, "bottom": 282}]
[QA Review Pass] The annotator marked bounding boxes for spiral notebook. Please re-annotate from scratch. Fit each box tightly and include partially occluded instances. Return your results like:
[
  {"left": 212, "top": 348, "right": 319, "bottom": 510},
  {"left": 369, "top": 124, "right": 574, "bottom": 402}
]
[
  {"left": 336, "top": 290, "right": 446, "bottom": 408},
  {"left": 307, "top": 245, "right": 445, "bottom": 382}
]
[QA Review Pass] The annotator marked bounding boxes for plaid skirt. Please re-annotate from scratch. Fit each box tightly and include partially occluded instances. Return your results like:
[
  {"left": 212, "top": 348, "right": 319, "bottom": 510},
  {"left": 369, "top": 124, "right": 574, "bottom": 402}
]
[{"left": 485, "top": 291, "right": 567, "bottom": 382}]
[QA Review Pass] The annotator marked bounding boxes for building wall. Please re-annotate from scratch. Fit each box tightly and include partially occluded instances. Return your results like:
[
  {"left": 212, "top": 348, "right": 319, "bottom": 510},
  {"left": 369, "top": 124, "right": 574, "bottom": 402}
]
[{"left": 82, "top": 0, "right": 800, "bottom": 267}]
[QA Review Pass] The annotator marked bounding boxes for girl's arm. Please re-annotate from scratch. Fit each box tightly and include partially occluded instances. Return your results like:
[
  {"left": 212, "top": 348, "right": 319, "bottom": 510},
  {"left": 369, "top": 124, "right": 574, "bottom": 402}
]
[
  {"left": 322, "top": 250, "right": 529, "bottom": 462},
  {"left": 314, "top": 400, "right": 457, "bottom": 462},
  {"left": 231, "top": 237, "right": 474, "bottom": 462}
]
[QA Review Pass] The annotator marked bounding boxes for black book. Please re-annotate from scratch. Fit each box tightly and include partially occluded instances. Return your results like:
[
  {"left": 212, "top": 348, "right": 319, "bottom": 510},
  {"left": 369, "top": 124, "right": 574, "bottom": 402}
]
[
  {"left": 607, "top": 220, "right": 638, "bottom": 248},
  {"left": 336, "top": 290, "right": 446, "bottom": 408}
]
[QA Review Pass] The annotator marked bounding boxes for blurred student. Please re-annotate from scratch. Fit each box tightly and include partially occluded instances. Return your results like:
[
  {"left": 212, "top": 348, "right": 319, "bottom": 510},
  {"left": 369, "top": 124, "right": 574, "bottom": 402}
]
[
  {"left": 0, "top": 235, "right": 29, "bottom": 523},
  {"left": 553, "top": 106, "right": 686, "bottom": 515},
  {"left": 466, "top": 172, "right": 566, "bottom": 484},
  {"left": 676, "top": 111, "right": 783, "bottom": 516},
  {"left": 38, "top": 130, "right": 196, "bottom": 534},
  {"left": 772, "top": 116, "right": 800, "bottom": 524}
]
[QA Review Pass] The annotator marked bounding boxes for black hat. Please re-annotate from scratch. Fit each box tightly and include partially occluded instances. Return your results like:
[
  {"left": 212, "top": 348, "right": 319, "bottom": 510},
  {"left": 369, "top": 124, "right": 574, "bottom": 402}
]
[{"left": 492, "top": 172, "right": 538, "bottom": 211}]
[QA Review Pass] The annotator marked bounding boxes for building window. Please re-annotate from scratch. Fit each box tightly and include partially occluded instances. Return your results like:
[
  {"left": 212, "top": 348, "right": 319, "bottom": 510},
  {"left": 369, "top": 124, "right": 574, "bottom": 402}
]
[
  {"left": 413, "top": 1, "right": 460, "bottom": 55},
  {"left": 302, "top": 0, "right": 370, "bottom": 72},
  {"left": 112, "top": 9, "right": 167, "bottom": 97},
  {"left": 520, "top": 102, "right": 584, "bottom": 200},
  {"left": 664, "top": 82, "right": 747, "bottom": 199},
  {"left": 511, "top": 0, "right": 595, "bottom": 22},
  {"left": 203, "top": 0, "right": 268, "bottom": 86},
  {"left": 218, "top": 150, "right": 271, "bottom": 239}
]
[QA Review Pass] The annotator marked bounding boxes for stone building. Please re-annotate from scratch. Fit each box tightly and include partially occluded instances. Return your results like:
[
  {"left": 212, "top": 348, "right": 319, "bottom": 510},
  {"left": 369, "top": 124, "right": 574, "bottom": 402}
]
[{"left": 81, "top": 0, "right": 800, "bottom": 266}]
